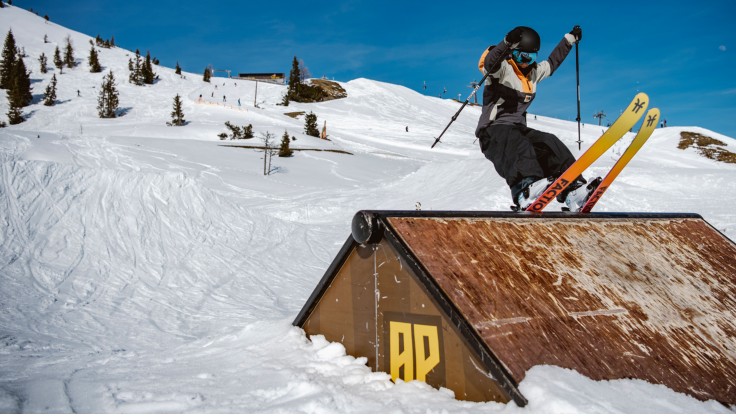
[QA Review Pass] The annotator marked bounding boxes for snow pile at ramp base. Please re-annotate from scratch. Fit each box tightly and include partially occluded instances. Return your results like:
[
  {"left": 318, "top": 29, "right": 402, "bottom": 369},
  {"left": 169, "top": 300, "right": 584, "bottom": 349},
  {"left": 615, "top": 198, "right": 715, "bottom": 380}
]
[{"left": 294, "top": 211, "right": 736, "bottom": 406}]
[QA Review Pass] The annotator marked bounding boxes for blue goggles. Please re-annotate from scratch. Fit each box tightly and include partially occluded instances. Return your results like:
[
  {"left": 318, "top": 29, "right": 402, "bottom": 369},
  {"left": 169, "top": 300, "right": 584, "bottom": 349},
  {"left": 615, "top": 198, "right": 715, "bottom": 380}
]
[{"left": 512, "top": 50, "right": 537, "bottom": 65}]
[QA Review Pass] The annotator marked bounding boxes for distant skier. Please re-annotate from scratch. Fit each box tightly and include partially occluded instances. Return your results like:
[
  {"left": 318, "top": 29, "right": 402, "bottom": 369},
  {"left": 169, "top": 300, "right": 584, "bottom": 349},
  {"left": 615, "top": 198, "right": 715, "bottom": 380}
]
[{"left": 475, "top": 25, "right": 591, "bottom": 210}]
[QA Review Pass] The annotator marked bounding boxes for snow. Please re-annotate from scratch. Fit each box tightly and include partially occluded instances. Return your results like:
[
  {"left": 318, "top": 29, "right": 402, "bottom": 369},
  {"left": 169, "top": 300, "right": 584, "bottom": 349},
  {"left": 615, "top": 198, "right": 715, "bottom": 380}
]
[{"left": 1, "top": 5, "right": 735, "bottom": 413}]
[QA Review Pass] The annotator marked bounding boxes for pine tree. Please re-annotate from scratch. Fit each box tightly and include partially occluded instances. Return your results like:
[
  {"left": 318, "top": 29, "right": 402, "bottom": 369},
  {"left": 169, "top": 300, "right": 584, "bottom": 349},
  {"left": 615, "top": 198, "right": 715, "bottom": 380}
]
[
  {"left": 43, "top": 73, "right": 57, "bottom": 106},
  {"left": 128, "top": 49, "right": 143, "bottom": 85},
  {"left": 9, "top": 56, "right": 32, "bottom": 107},
  {"left": 170, "top": 94, "right": 185, "bottom": 126},
  {"left": 304, "top": 112, "right": 319, "bottom": 137},
  {"left": 97, "top": 70, "right": 119, "bottom": 118},
  {"left": 88, "top": 46, "right": 101, "bottom": 73},
  {"left": 243, "top": 124, "right": 254, "bottom": 138},
  {"left": 143, "top": 51, "right": 155, "bottom": 84},
  {"left": 287, "top": 56, "right": 301, "bottom": 99},
  {"left": 7, "top": 99, "right": 23, "bottom": 124},
  {"left": 175, "top": 61, "right": 181, "bottom": 75},
  {"left": 203, "top": 67, "right": 211, "bottom": 83},
  {"left": 0, "top": 30, "right": 17, "bottom": 89},
  {"left": 279, "top": 130, "right": 293, "bottom": 157},
  {"left": 6, "top": 56, "right": 30, "bottom": 124},
  {"left": 53, "top": 46, "right": 63, "bottom": 73},
  {"left": 63, "top": 36, "right": 75, "bottom": 68},
  {"left": 38, "top": 52, "right": 48, "bottom": 73}
]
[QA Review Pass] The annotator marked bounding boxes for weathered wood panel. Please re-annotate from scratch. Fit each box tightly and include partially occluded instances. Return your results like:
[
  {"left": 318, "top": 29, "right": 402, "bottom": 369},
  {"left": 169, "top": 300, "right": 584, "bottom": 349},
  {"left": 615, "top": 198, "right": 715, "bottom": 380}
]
[
  {"left": 301, "top": 241, "right": 512, "bottom": 402},
  {"left": 388, "top": 216, "right": 736, "bottom": 405}
]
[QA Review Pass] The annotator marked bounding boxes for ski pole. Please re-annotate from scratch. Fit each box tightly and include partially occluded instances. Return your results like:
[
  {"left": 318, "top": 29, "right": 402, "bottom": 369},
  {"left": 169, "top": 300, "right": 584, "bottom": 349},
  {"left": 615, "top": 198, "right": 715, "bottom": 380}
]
[
  {"left": 431, "top": 71, "right": 490, "bottom": 149},
  {"left": 575, "top": 41, "right": 582, "bottom": 150}
]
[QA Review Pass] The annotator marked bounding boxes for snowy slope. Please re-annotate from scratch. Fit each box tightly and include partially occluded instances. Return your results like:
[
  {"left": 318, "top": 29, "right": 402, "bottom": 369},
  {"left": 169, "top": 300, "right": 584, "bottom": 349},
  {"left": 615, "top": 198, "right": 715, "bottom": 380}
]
[{"left": 1, "top": 5, "right": 735, "bottom": 413}]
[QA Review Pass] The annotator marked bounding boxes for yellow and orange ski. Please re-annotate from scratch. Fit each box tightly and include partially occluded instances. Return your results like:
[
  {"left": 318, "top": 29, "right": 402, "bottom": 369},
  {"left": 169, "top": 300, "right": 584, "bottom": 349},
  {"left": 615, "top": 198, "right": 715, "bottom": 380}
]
[
  {"left": 526, "top": 92, "right": 649, "bottom": 212},
  {"left": 580, "top": 108, "right": 660, "bottom": 213}
]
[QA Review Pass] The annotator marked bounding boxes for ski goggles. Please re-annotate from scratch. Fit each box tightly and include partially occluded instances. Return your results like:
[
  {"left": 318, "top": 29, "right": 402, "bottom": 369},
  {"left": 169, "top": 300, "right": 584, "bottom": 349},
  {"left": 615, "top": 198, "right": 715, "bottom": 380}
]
[{"left": 512, "top": 50, "right": 537, "bottom": 65}]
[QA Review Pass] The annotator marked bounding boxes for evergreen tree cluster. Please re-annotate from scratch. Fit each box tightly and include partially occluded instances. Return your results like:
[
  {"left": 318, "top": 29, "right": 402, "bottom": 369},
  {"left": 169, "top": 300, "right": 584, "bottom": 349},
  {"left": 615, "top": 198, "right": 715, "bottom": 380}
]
[
  {"left": 223, "top": 121, "right": 254, "bottom": 140},
  {"left": 1, "top": 30, "right": 33, "bottom": 124},
  {"left": 128, "top": 49, "right": 156, "bottom": 86},
  {"left": 203, "top": 67, "right": 211, "bottom": 83},
  {"left": 94, "top": 34, "right": 115, "bottom": 48},
  {"left": 282, "top": 56, "right": 326, "bottom": 104}
]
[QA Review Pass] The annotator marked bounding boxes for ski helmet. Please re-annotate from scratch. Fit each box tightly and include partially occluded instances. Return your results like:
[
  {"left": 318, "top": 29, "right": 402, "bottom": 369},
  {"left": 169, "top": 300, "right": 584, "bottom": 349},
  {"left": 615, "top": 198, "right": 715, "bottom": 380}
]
[{"left": 514, "top": 26, "right": 540, "bottom": 53}]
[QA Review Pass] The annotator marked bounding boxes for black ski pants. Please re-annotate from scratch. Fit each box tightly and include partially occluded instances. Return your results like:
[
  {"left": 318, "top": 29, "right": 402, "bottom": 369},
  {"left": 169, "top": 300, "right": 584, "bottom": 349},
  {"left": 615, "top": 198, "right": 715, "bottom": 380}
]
[{"left": 478, "top": 123, "right": 576, "bottom": 199}]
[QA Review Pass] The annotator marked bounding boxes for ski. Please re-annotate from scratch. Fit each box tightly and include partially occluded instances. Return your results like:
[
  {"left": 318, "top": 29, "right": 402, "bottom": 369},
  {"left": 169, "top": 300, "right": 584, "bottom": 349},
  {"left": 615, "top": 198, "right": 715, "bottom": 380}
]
[
  {"left": 525, "top": 92, "right": 649, "bottom": 212},
  {"left": 579, "top": 108, "right": 660, "bottom": 213}
]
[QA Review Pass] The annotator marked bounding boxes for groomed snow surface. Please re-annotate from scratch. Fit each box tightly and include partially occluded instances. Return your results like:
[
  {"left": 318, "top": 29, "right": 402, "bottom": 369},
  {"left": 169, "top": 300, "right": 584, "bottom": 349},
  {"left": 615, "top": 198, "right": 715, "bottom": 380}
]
[{"left": 1, "top": 5, "right": 735, "bottom": 413}]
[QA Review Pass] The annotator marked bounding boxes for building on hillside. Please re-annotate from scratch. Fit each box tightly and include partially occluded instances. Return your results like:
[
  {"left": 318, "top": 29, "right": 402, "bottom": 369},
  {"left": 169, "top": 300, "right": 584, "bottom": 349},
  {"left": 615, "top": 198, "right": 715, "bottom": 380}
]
[{"left": 236, "top": 73, "right": 285, "bottom": 84}]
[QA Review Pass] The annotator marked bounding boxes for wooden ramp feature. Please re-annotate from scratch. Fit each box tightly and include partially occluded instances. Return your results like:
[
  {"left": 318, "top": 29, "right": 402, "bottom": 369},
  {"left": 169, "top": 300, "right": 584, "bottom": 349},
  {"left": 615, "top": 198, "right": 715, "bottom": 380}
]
[{"left": 294, "top": 211, "right": 736, "bottom": 406}]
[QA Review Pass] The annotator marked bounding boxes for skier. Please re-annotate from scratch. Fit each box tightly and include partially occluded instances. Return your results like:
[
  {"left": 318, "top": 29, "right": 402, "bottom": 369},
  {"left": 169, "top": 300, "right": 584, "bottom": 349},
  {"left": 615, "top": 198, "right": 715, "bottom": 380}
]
[{"left": 475, "top": 25, "right": 590, "bottom": 210}]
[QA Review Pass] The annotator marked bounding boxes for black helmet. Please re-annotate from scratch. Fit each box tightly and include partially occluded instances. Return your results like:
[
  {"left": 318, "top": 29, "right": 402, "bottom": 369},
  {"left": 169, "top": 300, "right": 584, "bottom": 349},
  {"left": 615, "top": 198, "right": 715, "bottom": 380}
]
[{"left": 515, "top": 26, "right": 540, "bottom": 53}]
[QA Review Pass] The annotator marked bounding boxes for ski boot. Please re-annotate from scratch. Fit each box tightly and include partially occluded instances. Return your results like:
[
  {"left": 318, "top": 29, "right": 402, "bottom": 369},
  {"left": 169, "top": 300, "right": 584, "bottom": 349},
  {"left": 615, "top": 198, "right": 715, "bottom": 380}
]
[
  {"left": 562, "top": 177, "right": 602, "bottom": 212},
  {"left": 513, "top": 177, "right": 553, "bottom": 211}
]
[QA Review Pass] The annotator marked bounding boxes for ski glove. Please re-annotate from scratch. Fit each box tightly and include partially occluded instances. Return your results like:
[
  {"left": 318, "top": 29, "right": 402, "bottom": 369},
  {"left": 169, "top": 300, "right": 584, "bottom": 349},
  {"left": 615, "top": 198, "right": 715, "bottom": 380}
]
[
  {"left": 569, "top": 25, "right": 582, "bottom": 42},
  {"left": 505, "top": 27, "right": 523, "bottom": 48}
]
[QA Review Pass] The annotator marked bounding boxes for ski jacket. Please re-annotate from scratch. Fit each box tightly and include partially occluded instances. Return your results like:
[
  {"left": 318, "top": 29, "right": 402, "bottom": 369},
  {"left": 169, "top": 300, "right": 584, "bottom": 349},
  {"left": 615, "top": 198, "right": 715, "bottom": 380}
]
[{"left": 474, "top": 36, "right": 573, "bottom": 138}]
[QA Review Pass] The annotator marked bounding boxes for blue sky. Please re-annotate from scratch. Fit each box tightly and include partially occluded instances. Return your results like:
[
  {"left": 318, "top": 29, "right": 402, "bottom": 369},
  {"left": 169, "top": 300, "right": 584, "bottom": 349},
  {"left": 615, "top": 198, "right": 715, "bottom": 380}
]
[{"left": 16, "top": 0, "right": 736, "bottom": 138}]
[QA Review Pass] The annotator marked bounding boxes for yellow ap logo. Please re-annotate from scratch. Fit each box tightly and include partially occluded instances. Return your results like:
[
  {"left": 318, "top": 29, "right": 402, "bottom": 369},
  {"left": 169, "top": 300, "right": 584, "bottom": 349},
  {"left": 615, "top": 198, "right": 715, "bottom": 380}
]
[{"left": 389, "top": 321, "right": 441, "bottom": 382}]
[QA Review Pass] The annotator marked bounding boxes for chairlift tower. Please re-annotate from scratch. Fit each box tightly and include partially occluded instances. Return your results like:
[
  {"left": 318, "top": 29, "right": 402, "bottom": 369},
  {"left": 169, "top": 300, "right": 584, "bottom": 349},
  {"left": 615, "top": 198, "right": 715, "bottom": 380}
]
[
  {"left": 593, "top": 110, "right": 607, "bottom": 126},
  {"left": 213, "top": 69, "right": 232, "bottom": 78}
]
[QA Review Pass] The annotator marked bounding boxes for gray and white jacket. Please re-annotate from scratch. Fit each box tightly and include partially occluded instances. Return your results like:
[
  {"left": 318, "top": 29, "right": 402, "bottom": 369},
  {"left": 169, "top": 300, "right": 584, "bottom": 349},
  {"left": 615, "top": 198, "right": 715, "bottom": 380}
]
[{"left": 474, "top": 35, "right": 574, "bottom": 138}]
